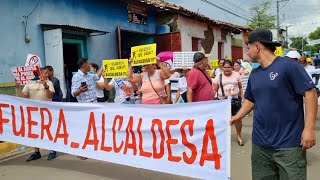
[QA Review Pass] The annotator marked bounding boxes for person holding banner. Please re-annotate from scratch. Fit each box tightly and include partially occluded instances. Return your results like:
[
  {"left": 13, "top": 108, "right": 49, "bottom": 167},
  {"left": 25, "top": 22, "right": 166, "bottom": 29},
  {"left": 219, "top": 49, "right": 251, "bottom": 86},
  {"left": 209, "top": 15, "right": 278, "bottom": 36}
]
[
  {"left": 104, "top": 77, "right": 138, "bottom": 104},
  {"left": 231, "top": 29, "right": 317, "bottom": 180},
  {"left": 187, "top": 52, "right": 214, "bottom": 102},
  {"left": 15, "top": 67, "right": 56, "bottom": 162},
  {"left": 213, "top": 60, "right": 244, "bottom": 146},
  {"left": 127, "top": 58, "right": 171, "bottom": 104}
]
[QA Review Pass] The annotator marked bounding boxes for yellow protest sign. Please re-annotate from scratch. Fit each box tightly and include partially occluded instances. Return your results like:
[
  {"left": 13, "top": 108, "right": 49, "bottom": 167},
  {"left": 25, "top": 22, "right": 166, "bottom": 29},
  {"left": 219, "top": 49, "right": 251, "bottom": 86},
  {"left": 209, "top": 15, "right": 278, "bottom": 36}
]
[
  {"left": 226, "top": 57, "right": 232, "bottom": 61},
  {"left": 103, "top": 59, "right": 128, "bottom": 78},
  {"left": 131, "top": 44, "right": 157, "bottom": 66},
  {"left": 211, "top": 60, "right": 219, "bottom": 68},
  {"left": 274, "top": 46, "right": 283, "bottom": 56}
]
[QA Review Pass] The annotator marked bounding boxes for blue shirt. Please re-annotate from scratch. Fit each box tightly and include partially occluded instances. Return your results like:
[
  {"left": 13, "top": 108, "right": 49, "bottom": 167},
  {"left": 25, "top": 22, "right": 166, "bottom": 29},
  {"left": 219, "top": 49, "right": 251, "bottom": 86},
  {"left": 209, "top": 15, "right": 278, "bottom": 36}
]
[
  {"left": 71, "top": 70, "right": 100, "bottom": 103},
  {"left": 50, "top": 77, "right": 63, "bottom": 102},
  {"left": 245, "top": 57, "right": 315, "bottom": 148}
]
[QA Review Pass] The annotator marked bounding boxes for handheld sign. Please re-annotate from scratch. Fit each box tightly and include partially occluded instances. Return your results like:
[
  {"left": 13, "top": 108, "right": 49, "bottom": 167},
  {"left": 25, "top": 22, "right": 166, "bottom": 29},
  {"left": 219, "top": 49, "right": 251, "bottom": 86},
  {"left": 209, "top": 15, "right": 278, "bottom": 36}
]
[
  {"left": 11, "top": 65, "right": 41, "bottom": 85},
  {"left": 103, "top": 59, "right": 128, "bottom": 78},
  {"left": 241, "top": 75, "right": 249, "bottom": 92},
  {"left": 25, "top": 54, "right": 42, "bottom": 67},
  {"left": 274, "top": 46, "right": 283, "bottom": 57},
  {"left": 211, "top": 60, "right": 219, "bottom": 68},
  {"left": 173, "top": 52, "right": 196, "bottom": 69},
  {"left": 131, "top": 44, "right": 157, "bottom": 66}
]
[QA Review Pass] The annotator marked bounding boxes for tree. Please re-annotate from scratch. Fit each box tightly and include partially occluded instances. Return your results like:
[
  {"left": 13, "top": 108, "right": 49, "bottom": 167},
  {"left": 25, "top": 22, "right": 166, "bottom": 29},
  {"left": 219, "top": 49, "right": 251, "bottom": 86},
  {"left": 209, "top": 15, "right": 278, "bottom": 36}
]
[
  {"left": 249, "top": 0, "right": 276, "bottom": 29},
  {"left": 290, "top": 37, "right": 308, "bottom": 50},
  {"left": 309, "top": 27, "right": 320, "bottom": 40}
]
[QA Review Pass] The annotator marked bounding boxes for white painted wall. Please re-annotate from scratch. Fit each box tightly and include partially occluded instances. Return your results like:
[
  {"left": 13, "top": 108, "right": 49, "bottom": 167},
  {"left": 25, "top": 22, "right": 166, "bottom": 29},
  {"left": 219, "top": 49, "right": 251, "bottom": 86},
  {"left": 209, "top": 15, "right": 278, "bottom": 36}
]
[{"left": 177, "top": 15, "right": 207, "bottom": 52}]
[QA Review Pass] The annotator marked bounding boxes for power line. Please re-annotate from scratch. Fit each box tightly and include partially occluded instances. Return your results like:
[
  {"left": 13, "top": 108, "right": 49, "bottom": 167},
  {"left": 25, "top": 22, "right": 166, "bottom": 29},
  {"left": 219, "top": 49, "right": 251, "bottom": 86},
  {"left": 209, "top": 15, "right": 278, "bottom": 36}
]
[{"left": 199, "top": 0, "right": 252, "bottom": 21}]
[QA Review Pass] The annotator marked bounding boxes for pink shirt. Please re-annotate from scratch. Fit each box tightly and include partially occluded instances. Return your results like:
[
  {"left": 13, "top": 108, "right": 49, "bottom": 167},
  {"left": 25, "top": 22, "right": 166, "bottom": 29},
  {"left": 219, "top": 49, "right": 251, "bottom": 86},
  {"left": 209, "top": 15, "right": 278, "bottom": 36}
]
[
  {"left": 213, "top": 72, "right": 241, "bottom": 99},
  {"left": 140, "top": 70, "right": 165, "bottom": 104},
  {"left": 187, "top": 68, "right": 214, "bottom": 102}
]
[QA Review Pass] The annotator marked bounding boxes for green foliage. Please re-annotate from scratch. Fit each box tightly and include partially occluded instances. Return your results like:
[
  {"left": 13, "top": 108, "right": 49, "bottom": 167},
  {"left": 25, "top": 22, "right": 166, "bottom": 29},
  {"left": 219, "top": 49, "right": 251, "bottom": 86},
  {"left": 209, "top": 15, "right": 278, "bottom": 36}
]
[
  {"left": 309, "top": 27, "right": 320, "bottom": 40},
  {"left": 304, "top": 45, "right": 320, "bottom": 53},
  {"left": 290, "top": 37, "right": 308, "bottom": 50},
  {"left": 249, "top": 0, "right": 276, "bottom": 29}
]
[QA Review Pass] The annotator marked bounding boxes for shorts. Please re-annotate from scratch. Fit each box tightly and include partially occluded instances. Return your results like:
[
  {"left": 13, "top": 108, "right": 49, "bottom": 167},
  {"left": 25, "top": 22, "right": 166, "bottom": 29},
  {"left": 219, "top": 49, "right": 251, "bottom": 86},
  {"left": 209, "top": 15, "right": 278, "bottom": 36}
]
[{"left": 251, "top": 144, "right": 307, "bottom": 180}]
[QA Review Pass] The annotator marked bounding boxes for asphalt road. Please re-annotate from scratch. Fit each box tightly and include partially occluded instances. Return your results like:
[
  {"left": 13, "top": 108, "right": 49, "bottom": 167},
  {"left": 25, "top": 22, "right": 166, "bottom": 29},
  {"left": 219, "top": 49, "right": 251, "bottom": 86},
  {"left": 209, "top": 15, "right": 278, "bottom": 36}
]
[{"left": 0, "top": 113, "right": 319, "bottom": 180}]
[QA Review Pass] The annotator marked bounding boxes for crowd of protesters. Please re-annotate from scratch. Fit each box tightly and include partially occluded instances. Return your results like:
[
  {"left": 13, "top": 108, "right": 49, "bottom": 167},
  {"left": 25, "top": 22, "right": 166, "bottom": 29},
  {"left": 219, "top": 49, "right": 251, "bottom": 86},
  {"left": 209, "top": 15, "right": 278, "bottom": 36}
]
[{"left": 13, "top": 29, "right": 318, "bottom": 180}]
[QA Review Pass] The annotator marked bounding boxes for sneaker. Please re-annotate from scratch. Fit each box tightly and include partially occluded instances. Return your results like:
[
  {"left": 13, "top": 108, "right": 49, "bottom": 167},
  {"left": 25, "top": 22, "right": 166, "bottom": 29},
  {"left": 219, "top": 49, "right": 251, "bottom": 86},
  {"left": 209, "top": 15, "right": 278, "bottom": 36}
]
[
  {"left": 26, "top": 152, "right": 41, "bottom": 162},
  {"left": 47, "top": 151, "right": 57, "bottom": 160}
]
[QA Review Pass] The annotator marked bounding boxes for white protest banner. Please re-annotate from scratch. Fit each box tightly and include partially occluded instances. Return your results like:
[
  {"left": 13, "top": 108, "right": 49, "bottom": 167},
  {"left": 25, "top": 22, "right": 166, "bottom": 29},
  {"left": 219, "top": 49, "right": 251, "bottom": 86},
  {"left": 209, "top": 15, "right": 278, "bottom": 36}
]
[
  {"left": 11, "top": 65, "right": 41, "bottom": 85},
  {"left": 173, "top": 52, "right": 195, "bottom": 69},
  {"left": 0, "top": 94, "right": 231, "bottom": 180},
  {"left": 25, "top": 54, "right": 42, "bottom": 67},
  {"left": 241, "top": 75, "right": 249, "bottom": 92}
]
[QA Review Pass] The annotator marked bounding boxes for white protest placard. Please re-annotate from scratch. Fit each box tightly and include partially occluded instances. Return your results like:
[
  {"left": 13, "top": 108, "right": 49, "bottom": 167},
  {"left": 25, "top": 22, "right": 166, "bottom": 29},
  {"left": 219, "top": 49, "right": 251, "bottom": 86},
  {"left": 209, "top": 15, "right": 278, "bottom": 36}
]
[
  {"left": 173, "top": 52, "right": 196, "bottom": 69},
  {"left": 0, "top": 94, "right": 231, "bottom": 180},
  {"left": 11, "top": 65, "right": 41, "bottom": 85},
  {"left": 241, "top": 75, "right": 249, "bottom": 92},
  {"left": 25, "top": 54, "right": 42, "bottom": 67}
]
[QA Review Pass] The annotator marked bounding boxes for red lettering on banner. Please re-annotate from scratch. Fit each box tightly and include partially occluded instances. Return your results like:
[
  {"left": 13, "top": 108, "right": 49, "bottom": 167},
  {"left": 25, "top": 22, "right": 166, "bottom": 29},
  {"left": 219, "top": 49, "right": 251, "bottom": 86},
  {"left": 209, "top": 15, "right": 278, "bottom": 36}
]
[
  {"left": 137, "top": 118, "right": 152, "bottom": 158},
  {"left": 82, "top": 112, "right": 99, "bottom": 151},
  {"left": 27, "top": 106, "right": 39, "bottom": 139},
  {"left": 166, "top": 120, "right": 181, "bottom": 162},
  {"left": 0, "top": 103, "right": 10, "bottom": 134},
  {"left": 151, "top": 119, "right": 165, "bottom": 159},
  {"left": 101, "top": 113, "right": 112, "bottom": 152},
  {"left": 54, "top": 109, "right": 69, "bottom": 145},
  {"left": 40, "top": 108, "right": 53, "bottom": 141},
  {"left": 112, "top": 115, "right": 124, "bottom": 153},
  {"left": 180, "top": 120, "right": 197, "bottom": 164},
  {"left": 123, "top": 116, "right": 137, "bottom": 155},
  {"left": 200, "top": 119, "right": 221, "bottom": 170},
  {"left": 11, "top": 105, "right": 26, "bottom": 137}
]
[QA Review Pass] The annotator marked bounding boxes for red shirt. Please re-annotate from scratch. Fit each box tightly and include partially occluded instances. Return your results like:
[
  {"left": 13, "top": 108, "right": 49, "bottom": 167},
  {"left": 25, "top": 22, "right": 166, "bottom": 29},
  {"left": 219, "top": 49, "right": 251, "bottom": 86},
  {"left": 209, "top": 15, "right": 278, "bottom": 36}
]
[{"left": 187, "top": 68, "right": 214, "bottom": 102}]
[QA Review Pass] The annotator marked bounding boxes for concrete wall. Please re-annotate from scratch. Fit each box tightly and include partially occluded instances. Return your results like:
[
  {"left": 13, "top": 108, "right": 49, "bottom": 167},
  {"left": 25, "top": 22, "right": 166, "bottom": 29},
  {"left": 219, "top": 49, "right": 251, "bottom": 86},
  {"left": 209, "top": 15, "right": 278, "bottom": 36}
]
[
  {"left": 0, "top": 0, "right": 157, "bottom": 83},
  {"left": 176, "top": 15, "right": 206, "bottom": 51},
  {"left": 175, "top": 15, "right": 232, "bottom": 60}
]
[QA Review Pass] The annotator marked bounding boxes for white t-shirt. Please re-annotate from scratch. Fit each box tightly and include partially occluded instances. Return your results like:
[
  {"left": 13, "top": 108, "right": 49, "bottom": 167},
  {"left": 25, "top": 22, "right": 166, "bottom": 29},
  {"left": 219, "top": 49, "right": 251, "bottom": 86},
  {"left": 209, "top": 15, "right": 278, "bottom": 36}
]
[
  {"left": 96, "top": 76, "right": 104, "bottom": 98},
  {"left": 171, "top": 72, "right": 180, "bottom": 78},
  {"left": 213, "top": 68, "right": 222, "bottom": 77},
  {"left": 109, "top": 78, "right": 134, "bottom": 104},
  {"left": 177, "top": 76, "right": 187, "bottom": 94}
]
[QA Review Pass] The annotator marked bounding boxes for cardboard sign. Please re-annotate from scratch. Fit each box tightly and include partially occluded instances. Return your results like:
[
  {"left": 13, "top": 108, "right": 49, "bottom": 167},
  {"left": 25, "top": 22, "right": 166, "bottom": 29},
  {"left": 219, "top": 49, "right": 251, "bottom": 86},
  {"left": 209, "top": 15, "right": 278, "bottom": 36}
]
[
  {"left": 173, "top": 52, "right": 196, "bottom": 69},
  {"left": 103, "top": 59, "right": 128, "bottom": 78},
  {"left": 211, "top": 60, "right": 219, "bottom": 68},
  {"left": 131, "top": 44, "right": 157, "bottom": 66},
  {"left": 0, "top": 94, "right": 231, "bottom": 180},
  {"left": 11, "top": 65, "right": 41, "bottom": 85},
  {"left": 241, "top": 75, "right": 249, "bottom": 92},
  {"left": 274, "top": 47, "right": 283, "bottom": 57},
  {"left": 25, "top": 54, "right": 42, "bottom": 67}
]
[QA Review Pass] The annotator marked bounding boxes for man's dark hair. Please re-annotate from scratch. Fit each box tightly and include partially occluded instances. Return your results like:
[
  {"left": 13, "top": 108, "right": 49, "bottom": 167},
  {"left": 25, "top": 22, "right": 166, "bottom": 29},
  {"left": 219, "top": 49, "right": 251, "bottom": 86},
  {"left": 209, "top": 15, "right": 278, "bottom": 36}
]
[
  {"left": 261, "top": 42, "right": 276, "bottom": 52},
  {"left": 40, "top": 67, "right": 46, "bottom": 72},
  {"left": 91, "top": 63, "right": 99, "bottom": 71},
  {"left": 78, "top": 58, "right": 88, "bottom": 68},
  {"left": 44, "top": 65, "right": 54, "bottom": 72}
]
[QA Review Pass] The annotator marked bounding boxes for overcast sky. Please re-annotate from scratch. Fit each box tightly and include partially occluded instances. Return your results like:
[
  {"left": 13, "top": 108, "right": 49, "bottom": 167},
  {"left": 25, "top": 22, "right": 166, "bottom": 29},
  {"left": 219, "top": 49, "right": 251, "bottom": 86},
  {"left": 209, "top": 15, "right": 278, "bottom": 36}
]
[{"left": 166, "top": 0, "right": 320, "bottom": 39}]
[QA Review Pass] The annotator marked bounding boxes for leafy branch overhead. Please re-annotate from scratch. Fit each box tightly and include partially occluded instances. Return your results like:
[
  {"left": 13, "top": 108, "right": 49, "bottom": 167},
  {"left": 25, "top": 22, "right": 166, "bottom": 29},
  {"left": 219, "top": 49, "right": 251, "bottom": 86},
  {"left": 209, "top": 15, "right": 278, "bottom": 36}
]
[{"left": 249, "top": 0, "right": 276, "bottom": 29}]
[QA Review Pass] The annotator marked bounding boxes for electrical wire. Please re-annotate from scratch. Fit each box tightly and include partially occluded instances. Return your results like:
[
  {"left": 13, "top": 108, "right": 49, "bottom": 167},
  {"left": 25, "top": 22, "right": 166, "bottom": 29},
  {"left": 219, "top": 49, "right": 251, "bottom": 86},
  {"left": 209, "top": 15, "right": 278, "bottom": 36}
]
[{"left": 23, "top": 0, "right": 41, "bottom": 41}]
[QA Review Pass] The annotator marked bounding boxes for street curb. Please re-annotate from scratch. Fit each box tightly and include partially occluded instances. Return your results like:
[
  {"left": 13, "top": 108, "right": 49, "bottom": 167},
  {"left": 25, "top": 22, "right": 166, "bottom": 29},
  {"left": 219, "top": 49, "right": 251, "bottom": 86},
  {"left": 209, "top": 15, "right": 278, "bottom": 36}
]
[
  {"left": 0, "top": 146, "right": 33, "bottom": 162},
  {"left": 0, "top": 142, "right": 21, "bottom": 154}
]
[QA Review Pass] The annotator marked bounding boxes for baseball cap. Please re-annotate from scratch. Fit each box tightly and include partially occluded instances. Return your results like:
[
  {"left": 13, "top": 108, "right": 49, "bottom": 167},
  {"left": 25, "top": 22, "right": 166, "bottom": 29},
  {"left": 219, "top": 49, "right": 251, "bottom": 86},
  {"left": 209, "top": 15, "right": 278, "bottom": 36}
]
[
  {"left": 285, "top": 51, "right": 301, "bottom": 59},
  {"left": 247, "top": 29, "right": 281, "bottom": 46},
  {"left": 193, "top": 52, "right": 210, "bottom": 63},
  {"left": 307, "top": 58, "right": 312, "bottom": 63}
]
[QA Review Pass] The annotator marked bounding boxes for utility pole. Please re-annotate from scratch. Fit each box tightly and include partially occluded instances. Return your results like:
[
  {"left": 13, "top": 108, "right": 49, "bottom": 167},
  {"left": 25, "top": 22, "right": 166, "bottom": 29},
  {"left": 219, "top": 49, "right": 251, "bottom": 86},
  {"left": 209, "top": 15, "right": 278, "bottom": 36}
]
[
  {"left": 286, "top": 25, "right": 292, "bottom": 48},
  {"left": 277, "top": 0, "right": 289, "bottom": 43}
]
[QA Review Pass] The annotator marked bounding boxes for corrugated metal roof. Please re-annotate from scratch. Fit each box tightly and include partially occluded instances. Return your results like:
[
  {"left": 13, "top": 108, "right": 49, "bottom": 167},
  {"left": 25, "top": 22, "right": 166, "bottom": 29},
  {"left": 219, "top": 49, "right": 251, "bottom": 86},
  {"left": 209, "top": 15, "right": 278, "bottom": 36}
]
[
  {"left": 41, "top": 24, "right": 109, "bottom": 35},
  {"left": 135, "top": 0, "right": 253, "bottom": 31}
]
